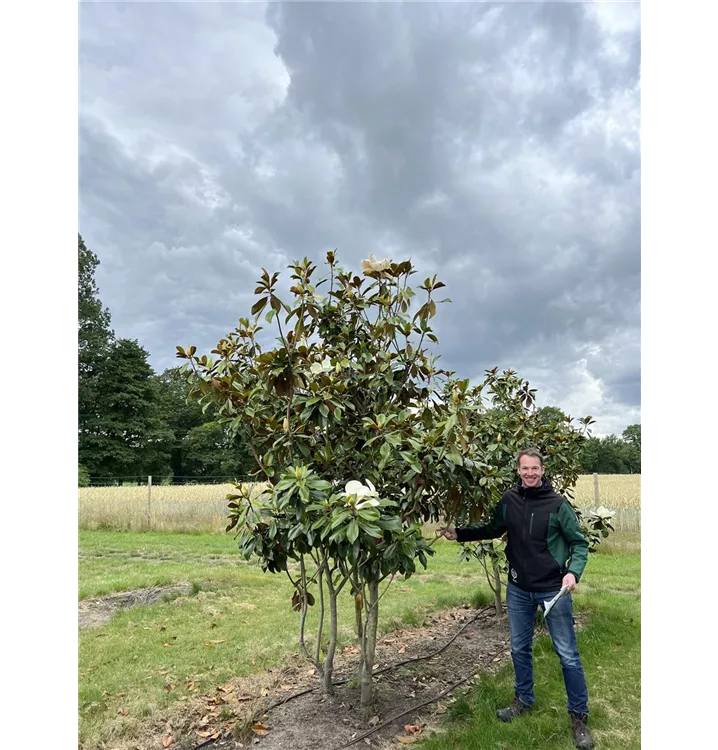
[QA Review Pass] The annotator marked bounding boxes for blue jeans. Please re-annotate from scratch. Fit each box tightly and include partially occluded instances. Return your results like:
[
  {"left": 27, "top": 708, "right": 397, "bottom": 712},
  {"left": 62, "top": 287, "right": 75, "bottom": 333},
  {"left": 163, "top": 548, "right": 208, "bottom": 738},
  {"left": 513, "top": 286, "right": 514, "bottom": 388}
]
[{"left": 506, "top": 582, "right": 589, "bottom": 716}]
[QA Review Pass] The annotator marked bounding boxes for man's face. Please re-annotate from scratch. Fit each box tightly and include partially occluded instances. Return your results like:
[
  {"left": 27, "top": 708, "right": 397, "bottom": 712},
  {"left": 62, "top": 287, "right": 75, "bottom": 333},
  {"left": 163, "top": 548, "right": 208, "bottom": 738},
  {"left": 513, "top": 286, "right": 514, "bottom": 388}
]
[{"left": 518, "top": 455, "right": 544, "bottom": 488}]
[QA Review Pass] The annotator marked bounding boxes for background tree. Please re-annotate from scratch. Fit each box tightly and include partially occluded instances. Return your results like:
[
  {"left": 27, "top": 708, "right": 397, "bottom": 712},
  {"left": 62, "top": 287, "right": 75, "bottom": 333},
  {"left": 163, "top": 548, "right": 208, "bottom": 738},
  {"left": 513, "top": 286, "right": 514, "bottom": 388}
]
[
  {"left": 79, "top": 234, "right": 114, "bottom": 465},
  {"left": 536, "top": 405, "right": 569, "bottom": 425},
  {"left": 180, "top": 422, "right": 254, "bottom": 479},
  {"left": 622, "top": 424, "right": 641, "bottom": 473},
  {"left": 153, "top": 366, "right": 208, "bottom": 480},
  {"left": 78, "top": 233, "right": 113, "bottom": 368},
  {"left": 577, "top": 424, "right": 641, "bottom": 474},
  {"left": 151, "top": 366, "right": 254, "bottom": 481},
  {"left": 80, "top": 338, "right": 173, "bottom": 479}
]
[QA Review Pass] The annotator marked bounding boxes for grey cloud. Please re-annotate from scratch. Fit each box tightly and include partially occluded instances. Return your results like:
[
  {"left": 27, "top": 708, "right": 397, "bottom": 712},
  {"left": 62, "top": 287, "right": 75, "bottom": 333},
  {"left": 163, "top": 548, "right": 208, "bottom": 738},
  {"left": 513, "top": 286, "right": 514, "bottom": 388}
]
[{"left": 79, "top": 0, "right": 640, "bottom": 436}]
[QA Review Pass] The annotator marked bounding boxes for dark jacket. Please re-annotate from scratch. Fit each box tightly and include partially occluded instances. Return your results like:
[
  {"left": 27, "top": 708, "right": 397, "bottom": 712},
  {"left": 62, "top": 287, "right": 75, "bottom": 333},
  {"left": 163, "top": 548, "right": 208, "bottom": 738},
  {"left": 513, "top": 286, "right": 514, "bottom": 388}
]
[{"left": 456, "top": 477, "right": 589, "bottom": 592}]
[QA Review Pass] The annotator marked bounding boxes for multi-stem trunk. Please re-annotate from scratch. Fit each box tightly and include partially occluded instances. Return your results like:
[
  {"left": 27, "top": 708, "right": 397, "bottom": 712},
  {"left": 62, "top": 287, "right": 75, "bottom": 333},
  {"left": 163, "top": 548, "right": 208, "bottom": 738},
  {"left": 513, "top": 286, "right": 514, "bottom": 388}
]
[
  {"left": 322, "top": 571, "right": 340, "bottom": 695},
  {"left": 359, "top": 579, "right": 380, "bottom": 713}
]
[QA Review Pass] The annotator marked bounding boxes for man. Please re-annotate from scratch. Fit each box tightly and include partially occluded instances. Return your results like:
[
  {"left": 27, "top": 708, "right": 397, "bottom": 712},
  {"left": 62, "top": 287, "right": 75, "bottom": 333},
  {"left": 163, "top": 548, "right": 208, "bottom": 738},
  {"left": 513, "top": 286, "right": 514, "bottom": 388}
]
[{"left": 439, "top": 447, "right": 595, "bottom": 750}]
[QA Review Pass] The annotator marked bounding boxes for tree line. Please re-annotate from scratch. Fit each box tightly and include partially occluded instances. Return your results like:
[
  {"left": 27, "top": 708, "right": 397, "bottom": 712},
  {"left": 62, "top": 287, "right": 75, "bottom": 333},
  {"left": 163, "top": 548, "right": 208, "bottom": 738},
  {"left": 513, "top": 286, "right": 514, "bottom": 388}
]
[
  {"left": 78, "top": 235, "right": 253, "bottom": 485},
  {"left": 78, "top": 235, "right": 639, "bottom": 485}
]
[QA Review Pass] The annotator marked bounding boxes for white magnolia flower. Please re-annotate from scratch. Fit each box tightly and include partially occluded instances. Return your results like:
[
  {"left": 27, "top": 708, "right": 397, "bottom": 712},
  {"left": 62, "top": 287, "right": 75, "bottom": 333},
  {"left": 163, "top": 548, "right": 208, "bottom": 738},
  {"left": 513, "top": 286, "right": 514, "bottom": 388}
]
[
  {"left": 310, "top": 357, "right": 333, "bottom": 375},
  {"left": 593, "top": 505, "right": 616, "bottom": 520},
  {"left": 361, "top": 254, "right": 391, "bottom": 274},
  {"left": 344, "top": 479, "right": 376, "bottom": 497},
  {"left": 342, "top": 479, "right": 379, "bottom": 509}
]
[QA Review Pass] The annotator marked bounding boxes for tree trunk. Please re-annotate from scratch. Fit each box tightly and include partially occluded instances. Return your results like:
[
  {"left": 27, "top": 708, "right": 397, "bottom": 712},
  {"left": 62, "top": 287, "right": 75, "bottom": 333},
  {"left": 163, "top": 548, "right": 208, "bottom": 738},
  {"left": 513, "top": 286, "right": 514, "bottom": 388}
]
[
  {"left": 360, "top": 580, "right": 380, "bottom": 714},
  {"left": 492, "top": 558, "right": 503, "bottom": 620},
  {"left": 322, "top": 573, "right": 339, "bottom": 695},
  {"left": 314, "top": 567, "right": 326, "bottom": 675},
  {"left": 354, "top": 584, "right": 365, "bottom": 688}
]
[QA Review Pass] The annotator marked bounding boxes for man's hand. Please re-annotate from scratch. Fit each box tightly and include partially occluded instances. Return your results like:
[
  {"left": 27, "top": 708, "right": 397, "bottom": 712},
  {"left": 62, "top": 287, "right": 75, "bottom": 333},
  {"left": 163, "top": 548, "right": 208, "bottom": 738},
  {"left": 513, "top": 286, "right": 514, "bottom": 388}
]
[
  {"left": 562, "top": 573, "right": 577, "bottom": 593},
  {"left": 437, "top": 526, "right": 458, "bottom": 540}
]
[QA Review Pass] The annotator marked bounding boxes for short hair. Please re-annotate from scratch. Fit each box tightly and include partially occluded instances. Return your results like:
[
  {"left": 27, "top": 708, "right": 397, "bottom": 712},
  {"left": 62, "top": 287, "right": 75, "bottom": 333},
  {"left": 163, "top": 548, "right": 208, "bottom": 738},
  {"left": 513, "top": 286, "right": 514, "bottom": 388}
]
[{"left": 517, "top": 447, "right": 544, "bottom": 467}]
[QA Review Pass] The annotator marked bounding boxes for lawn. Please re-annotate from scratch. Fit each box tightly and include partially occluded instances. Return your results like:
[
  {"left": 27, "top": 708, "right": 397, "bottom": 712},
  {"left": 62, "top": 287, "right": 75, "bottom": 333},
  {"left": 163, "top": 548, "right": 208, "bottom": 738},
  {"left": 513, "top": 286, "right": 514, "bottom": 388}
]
[{"left": 78, "top": 530, "right": 640, "bottom": 749}]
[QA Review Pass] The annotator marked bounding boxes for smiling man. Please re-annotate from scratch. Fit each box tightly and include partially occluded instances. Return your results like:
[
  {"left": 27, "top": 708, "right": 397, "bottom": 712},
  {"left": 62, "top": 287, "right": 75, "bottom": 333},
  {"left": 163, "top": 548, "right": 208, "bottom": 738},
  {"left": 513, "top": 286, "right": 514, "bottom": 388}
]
[{"left": 439, "top": 447, "right": 594, "bottom": 749}]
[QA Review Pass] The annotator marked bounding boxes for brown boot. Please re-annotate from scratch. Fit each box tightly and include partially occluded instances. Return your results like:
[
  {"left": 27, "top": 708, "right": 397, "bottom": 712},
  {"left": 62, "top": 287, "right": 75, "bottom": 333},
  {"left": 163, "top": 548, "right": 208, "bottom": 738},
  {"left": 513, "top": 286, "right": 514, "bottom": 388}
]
[
  {"left": 570, "top": 713, "right": 595, "bottom": 749},
  {"left": 496, "top": 696, "right": 532, "bottom": 723}
]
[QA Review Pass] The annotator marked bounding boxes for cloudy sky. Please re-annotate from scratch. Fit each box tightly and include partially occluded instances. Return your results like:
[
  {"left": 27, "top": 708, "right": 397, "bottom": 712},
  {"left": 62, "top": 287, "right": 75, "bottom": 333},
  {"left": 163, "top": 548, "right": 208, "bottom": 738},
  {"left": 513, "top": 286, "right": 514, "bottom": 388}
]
[{"left": 79, "top": 0, "right": 640, "bottom": 437}]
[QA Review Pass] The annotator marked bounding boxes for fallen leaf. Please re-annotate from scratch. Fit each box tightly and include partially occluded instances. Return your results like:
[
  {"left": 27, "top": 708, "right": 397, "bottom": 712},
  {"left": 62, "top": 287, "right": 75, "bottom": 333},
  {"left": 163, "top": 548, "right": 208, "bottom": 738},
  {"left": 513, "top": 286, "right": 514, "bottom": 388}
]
[
  {"left": 195, "top": 730, "right": 212, "bottom": 738},
  {"left": 210, "top": 639, "right": 226, "bottom": 644},
  {"left": 252, "top": 721, "right": 270, "bottom": 736},
  {"left": 279, "top": 685, "right": 292, "bottom": 691},
  {"left": 435, "top": 703, "right": 447, "bottom": 715},
  {"left": 161, "top": 735, "right": 174, "bottom": 748},
  {"left": 403, "top": 724, "right": 423, "bottom": 735},
  {"left": 117, "top": 707, "right": 129, "bottom": 716},
  {"left": 235, "top": 695, "right": 252, "bottom": 702},
  {"left": 396, "top": 736, "right": 418, "bottom": 744},
  {"left": 368, "top": 715, "right": 380, "bottom": 726}
]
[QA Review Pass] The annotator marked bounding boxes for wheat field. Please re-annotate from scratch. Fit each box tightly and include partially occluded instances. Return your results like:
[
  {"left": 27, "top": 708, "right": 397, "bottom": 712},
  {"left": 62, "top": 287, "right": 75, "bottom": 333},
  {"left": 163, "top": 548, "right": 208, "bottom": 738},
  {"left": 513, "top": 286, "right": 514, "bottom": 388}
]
[{"left": 78, "top": 474, "right": 641, "bottom": 533}]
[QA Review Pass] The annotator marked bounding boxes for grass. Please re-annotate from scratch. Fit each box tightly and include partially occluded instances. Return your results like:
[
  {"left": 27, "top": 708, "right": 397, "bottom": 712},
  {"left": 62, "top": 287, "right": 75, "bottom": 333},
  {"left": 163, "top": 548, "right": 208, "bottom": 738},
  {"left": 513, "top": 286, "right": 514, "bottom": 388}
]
[
  {"left": 79, "top": 475, "right": 641, "bottom": 533},
  {"left": 419, "top": 603, "right": 640, "bottom": 749},
  {"left": 78, "top": 529, "right": 640, "bottom": 749}
]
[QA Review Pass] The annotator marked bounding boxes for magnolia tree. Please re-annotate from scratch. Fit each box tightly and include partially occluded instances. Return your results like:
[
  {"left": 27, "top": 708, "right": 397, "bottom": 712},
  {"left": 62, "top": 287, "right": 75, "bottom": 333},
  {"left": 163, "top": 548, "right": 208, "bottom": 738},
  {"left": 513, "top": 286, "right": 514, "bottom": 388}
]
[{"left": 177, "top": 252, "right": 600, "bottom": 712}]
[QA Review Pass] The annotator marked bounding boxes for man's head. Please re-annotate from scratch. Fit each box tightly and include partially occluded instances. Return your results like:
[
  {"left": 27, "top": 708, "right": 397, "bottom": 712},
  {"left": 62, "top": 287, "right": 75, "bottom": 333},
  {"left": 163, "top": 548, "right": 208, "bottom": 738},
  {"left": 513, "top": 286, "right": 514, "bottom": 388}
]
[{"left": 517, "top": 448, "right": 544, "bottom": 488}]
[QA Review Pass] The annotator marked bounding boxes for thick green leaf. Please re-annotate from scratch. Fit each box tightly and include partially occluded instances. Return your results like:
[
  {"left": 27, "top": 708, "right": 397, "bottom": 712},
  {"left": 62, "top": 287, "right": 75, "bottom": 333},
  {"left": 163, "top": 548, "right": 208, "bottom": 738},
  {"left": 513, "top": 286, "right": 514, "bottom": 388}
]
[
  {"left": 359, "top": 523, "right": 383, "bottom": 538},
  {"left": 251, "top": 298, "right": 268, "bottom": 316},
  {"left": 346, "top": 520, "right": 359, "bottom": 544}
]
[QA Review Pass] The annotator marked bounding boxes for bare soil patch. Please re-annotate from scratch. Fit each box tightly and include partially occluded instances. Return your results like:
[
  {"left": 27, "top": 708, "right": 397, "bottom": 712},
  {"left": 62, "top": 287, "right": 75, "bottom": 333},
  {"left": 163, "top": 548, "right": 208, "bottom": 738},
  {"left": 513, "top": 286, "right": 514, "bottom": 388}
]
[
  {"left": 78, "top": 584, "right": 192, "bottom": 628},
  {"left": 156, "top": 605, "right": 519, "bottom": 750}
]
